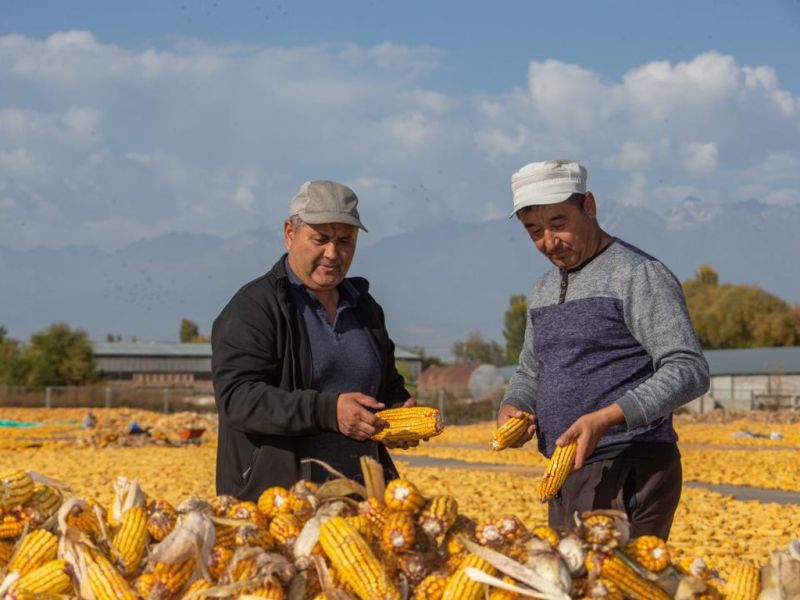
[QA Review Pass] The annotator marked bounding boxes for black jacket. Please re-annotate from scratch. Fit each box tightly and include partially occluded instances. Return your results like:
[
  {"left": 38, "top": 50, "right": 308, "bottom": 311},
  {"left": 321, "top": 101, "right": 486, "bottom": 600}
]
[{"left": 212, "top": 255, "right": 410, "bottom": 501}]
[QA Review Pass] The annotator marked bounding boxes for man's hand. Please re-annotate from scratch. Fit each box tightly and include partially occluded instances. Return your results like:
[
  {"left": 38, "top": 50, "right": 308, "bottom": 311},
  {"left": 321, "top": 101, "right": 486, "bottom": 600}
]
[
  {"left": 496, "top": 404, "right": 537, "bottom": 448},
  {"left": 337, "top": 393, "right": 389, "bottom": 441},
  {"left": 382, "top": 397, "right": 419, "bottom": 449},
  {"left": 556, "top": 403, "right": 625, "bottom": 469}
]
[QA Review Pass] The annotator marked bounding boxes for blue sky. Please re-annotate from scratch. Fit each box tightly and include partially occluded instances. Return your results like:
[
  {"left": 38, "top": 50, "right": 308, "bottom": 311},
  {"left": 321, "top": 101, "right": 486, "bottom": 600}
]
[{"left": 1, "top": 0, "right": 799, "bottom": 250}]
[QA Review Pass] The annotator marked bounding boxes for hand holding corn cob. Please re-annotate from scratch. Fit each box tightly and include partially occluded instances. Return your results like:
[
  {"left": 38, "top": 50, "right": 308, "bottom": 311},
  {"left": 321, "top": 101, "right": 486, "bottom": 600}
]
[
  {"left": 337, "top": 392, "right": 391, "bottom": 441},
  {"left": 493, "top": 405, "right": 536, "bottom": 450},
  {"left": 371, "top": 406, "right": 443, "bottom": 444}
]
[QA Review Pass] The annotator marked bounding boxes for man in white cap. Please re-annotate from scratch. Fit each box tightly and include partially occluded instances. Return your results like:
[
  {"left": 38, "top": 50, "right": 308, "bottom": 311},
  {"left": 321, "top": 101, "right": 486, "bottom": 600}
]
[
  {"left": 498, "top": 160, "right": 709, "bottom": 538},
  {"left": 212, "top": 180, "right": 415, "bottom": 500}
]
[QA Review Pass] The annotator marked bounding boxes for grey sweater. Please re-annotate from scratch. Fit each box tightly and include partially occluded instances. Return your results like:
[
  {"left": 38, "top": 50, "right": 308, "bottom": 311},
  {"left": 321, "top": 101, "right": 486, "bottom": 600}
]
[{"left": 502, "top": 239, "right": 709, "bottom": 458}]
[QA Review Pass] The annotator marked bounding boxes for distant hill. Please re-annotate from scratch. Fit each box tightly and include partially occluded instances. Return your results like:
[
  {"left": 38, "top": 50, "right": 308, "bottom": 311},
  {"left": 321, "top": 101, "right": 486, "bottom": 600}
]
[{"left": 2, "top": 198, "right": 798, "bottom": 358}]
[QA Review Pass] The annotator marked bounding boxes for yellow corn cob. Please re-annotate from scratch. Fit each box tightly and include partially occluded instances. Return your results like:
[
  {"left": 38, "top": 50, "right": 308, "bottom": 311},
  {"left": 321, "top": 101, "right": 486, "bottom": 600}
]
[
  {"left": 0, "top": 470, "right": 34, "bottom": 510},
  {"left": 531, "top": 525, "right": 560, "bottom": 547},
  {"left": 235, "top": 522, "right": 275, "bottom": 551},
  {"left": 358, "top": 496, "right": 388, "bottom": 531},
  {"left": 146, "top": 500, "right": 177, "bottom": 542},
  {"left": 624, "top": 535, "right": 670, "bottom": 573},
  {"left": 9, "top": 559, "right": 73, "bottom": 596},
  {"left": 133, "top": 572, "right": 156, "bottom": 598},
  {"left": 414, "top": 571, "right": 448, "bottom": 600},
  {"left": 475, "top": 519, "right": 505, "bottom": 548},
  {"left": 724, "top": 561, "right": 761, "bottom": 600},
  {"left": 209, "top": 494, "right": 238, "bottom": 516},
  {"left": 0, "top": 511, "right": 27, "bottom": 539},
  {"left": 228, "top": 500, "right": 266, "bottom": 527},
  {"left": 150, "top": 558, "right": 195, "bottom": 598},
  {"left": 581, "top": 514, "right": 621, "bottom": 551},
  {"left": 345, "top": 513, "right": 379, "bottom": 542},
  {"left": 318, "top": 515, "right": 401, "bottom": 600},
  {"left": 182, "top": 578, "right": 214, "bottom": 599},
  {"left": 489, "top": 575, "right": 521, "bottom": 600},
  {"left": 257, "top": 486, "right": 291, "bottom": 519},
  {"left": 497, "top": 516, "right": 528, "bottom": 543},
  {"left": 110, "top": 505, "right": 148, "bottom": 576},
  {"left": 385, "top": 478, "right": 426, "bottom": 514},
  {"left": 248, "top": 580, "right": 285, "bottom": 599},
  {"left": 583, "top": 577, "right": 623, "bottom": 600},
  {"left": 538, "top": 440, "right": 577, "bottom": 502},
  {"left": 8, "top": 529, "right": 59, "bottom": 575},
  {"left": 372, "top": 406, "right": 443, "bottom": 443},
  {"left": 585, "top": 551, "right": 670, "bottom": 600},
  {"left": 207, "top": 544, "right": 234, "bottom": 580},
  {"left": 0, "top": 539, "right": 14, "bottom": 565},
  {"left": 443, "top": 515, "right": 476, "bottom": 558},
  {"left": 285, "top": 491, "right": 315, "bottom": 522},
  {"left": 64, "top": 500, "right": 104, "bottom": 541},
  {"left": 214, "top": 523, "right": 236, "bottom": 548},
  {"left": 441, "top": 553, "right": 496, "bottom": 600},
  {"left": 268, "top": 512, "right": 302, "bottom": 549},
  {"left": 419, "top": 495, "right": 459, "bottom": 538},
  {"left": 382, "top": 510, "right": 416, "bottom": 553},
  {"left": 491, "top": 412, "right": 533, "bottom": 450},
  {"left": 26, "top": 484, "right": 63, "bottom": 519},
  {"left": 85, "top": 547, "right": 138, "bottom": 600}
]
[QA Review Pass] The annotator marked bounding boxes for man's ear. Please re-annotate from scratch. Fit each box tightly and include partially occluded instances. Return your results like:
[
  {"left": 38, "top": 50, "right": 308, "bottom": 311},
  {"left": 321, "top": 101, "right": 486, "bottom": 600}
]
[
  {"left": 584, "top": 191, "right": 597, "bottom": 218},
  {"left": 283, "top": 219, "right": 294, "bottom": 251}
]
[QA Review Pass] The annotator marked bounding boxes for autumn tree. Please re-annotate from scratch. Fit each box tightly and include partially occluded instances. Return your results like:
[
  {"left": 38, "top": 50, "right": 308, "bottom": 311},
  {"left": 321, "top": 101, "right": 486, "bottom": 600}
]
[
  {"left": 452, "top": 331, "right": 505, "bottom": 366},
  {"left": 683, "top": 265, "right": 800, "bottom": 348},
  {"left": 0, "top": 326, "right": 26, "bottom": 385},
  {"left": 503, "top": 294, "right": 528, "bottom": 364},
  {"left": 180, "top": 318, "right": 209, "bottom": 343},
  {"left": 22, "top": 323, "right": 96, "bottom": 386}
]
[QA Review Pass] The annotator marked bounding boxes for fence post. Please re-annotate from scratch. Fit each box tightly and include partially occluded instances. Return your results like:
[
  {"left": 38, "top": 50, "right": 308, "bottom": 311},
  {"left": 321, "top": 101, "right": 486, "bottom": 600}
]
[
  {"left": 437, "top": 389, "right": 445, "bottom": 423},
  {"left": 162, "top": 388, "right": 171, "bottom": 414},
  {"left": 45, "top": 387, "right": 52, "bottom": 408},
  {"left": 104, "top": 387, "right": 112, "bottom": 409}
]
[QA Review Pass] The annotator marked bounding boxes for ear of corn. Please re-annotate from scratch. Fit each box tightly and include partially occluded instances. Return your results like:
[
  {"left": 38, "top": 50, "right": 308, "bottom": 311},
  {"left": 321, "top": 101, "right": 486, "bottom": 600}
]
[
  {"left": 583, "top": 577, "right": 623, "bottom": 600},
  {"left": 235, "top": 522, "right": 274, "bottom": 551},
  {"left": 538, "top": 439, "right": 578, "bottom": 502},
  {"left": 27, "top": 484, "right": 63, "bottom": 519},
  {"left": 268, "top": 512, "right": 302, "bottom": 549},
  {"left": 724, "top": 561, "right": 761, "bottom": 600},
  {"left": 183, "top": 578, "right": 214, "bottom": 598},
  {"left": 581, "top": 514, "right": 621, "bottom": 551},
  {"left": 419, "top": 495, "right": 459, "bottom": 538},
  {"left": 151, "top": 557, "right": 195, "bottom": 598},
  {"left": 441, "top": 553, "right": 496, "bottom": 600},
  {"left": 85, "top": 547, "right": 138, "bottom": 600},
  {"left": 209, "top": 494, "right": 238, "bottom": 516},
  {"left": 491, "top": 412, "right": 533, "bottom": 451},
  {"left": 475, "top": 519, "right": 505, "bottom": 548},
  {"left": 372, "top": 407, "right": 443, "bottom": 443},
  {"left": 488, "top": 575, "right": 522, "bottom": 600},
  {"left": 247, "top": 580, "right": 285, "bottom": 599},
  {"left": 227, "top": 500, "right": 265, "bottom": 527},
  {"left": 531, "top": 525, "right": 560, "bottom": 548},
  {"left": 8, "top": 529, "right": 59, "bottom": 575},
  {"left": 110, "top": 505, "right": 148, "bottom": 576},
  {"left": 207, "top": 544, "right": 234, "bottom": 580},
  {"left": 585, "top": 551, "right": 670, "bottom": 600},
  {"left": 10, "top": 559, "right": 73, "bottom": 596},
  {"left": 0, "top": 470, "right": 35, "bottom": 510},
  {"left": 0, "top": 511, "right": 28, "bottom": 539},
  {"left": 257, "top": 486, "right": 290, "bottom": 520},
  {"left": 497, "top": 516, "right": 528, "bottom": 543},
  {"left": 385, "top": 478, "right": 426, "bottom": 514},
  {"left": 318, "top": 515, "right": 401, "bottom": 600},
  {"left": 382, "top": 510, "right": 416, "bottom": 553},
  {"left": 624, "top": 535, "right": 670, "bottom": 573},
  {"left": 0, "top": 539, "right": 14, "bottom": 565}
]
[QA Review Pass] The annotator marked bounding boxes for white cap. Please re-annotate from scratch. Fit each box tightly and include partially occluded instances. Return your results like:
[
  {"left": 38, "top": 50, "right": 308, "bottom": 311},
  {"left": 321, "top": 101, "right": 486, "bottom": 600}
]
[{"left": 510, "top": 160, "right": 587, "bottom": 215}]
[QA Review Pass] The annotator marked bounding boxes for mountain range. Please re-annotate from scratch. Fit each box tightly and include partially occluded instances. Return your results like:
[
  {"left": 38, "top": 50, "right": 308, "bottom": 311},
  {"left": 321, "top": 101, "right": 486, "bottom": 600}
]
[{"left": 2, "top": 198, "right": 798, "bottom": 359}]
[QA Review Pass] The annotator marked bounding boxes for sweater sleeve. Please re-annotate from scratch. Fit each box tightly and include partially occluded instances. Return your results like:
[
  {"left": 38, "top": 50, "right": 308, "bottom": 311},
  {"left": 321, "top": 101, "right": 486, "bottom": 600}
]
[
  {"left": 211, "top": 292, "right": 340, "bottom": 436},
  {"left": 615, "top": 260, "right": 710, "bottom": 429},
  {"left": 501, "top": 293, "right": 539, "bottom": 414}
]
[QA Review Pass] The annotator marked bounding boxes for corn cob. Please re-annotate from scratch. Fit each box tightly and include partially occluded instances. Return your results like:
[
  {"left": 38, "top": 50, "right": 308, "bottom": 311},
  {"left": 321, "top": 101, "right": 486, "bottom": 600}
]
[
  {"left": 182, "top": 578, "right": 214, "bottom": 599},
  {"left": 214, "top": 523, "right": 236, "bottom": 549},
  {"left": 133, "top": 572, "right": 156, "bottom": 598},
  {"left": 385, "top": 478, "right": 426, "bottom": 514},
  {"left": 257, "top": 486, "right": 291, "bottom": 519},
  {"left": 63, "top": 499, "right": 104, "bottom": 541},
  {"left": 531, "top": 525, "right": 560, "bottom": 548},
  {"left": 345, "top": 513, "right": 379, "bottom": 542},
  {"left": 475, "top": 519, "right": 505, "bottom": 548},
  {"left": 248, "top": 580, "right": 285, "bottom": 599},
  {"left": 0, "top": 510, "right": 28, "bottom": 539},
  {"left": 491, "top": 412, "right": 533, "bottom": 450},
  {"left": 582, "top": 577, "right": 623, "bottom": 600},
  {"left": 413, "top": 571, "right": 448, "bottom": 600},
  {"left": 441, "top": 553, "right": 496, "bottom": 600},
  {"left": 8, "top": 529, "right": 59, "bottom": 575},
  {"left": 580, "top": 514, "right": 622, "bottom": 551},
  {"left": 382, "top": 510, "right": 416, "bottom": 553},
  {"left": 489, "top": 575, "right": 521, "bottom": 600},
  {"left": 318, "top": 515, "right": 401, "bottom": 600},
  {"left": 624, "top": 535, "right": 670, "bottom": 572},
  {"left": 538, "top": 440, "right": 577, "bottom": 502},
  {"left": 85, "top": 547, "right": 138, "bottom": 600},
  {"left": 207, "top": 544, "right": 234, "bottom": 580},
  {"left": 372, "top": 406, "right": 443, "bottom": 443},
  {"left": 443, "top": 514, "right": 477, "bottom": 558},
  {"left": 358, "top": 496, "right": 388, "bottom": 531},
  {"left": 235, "top": 522, "right": 275, "bottom": 551},
  {"left": 150, "top": 558, "right": 195, "bottom": 599},
  {"left": 585, "top": 551, "right": 670, "bottom": 600},
  {"left": 26, "top": 484, "right": 63, "bottom": 520},
  {"left": 8, "top": 559, "right": 72, "bottom": 597},
  {"left": 268, "top": 512, "right": 302, "bottom": 549},
  {"left": 0, "top": 470, "right": 35, "bottom": 510},
  {"left": 419, "top": 495, "right": 459, "bottom": 538},
  {"left": 209, "top": 494, "right": 238, "bottom": 516},
  {"left": 146, "top": 500, "right": 177, "bottom": 542},
  {"left": 0, "top": 539, "right": 14, "bottom": 565},
  {"left": 724, "top": 561, "right": 761, "bottom": 600},
  {"left": 497, "top": 515, "right": 528, "bottom": 543},
  {"left": 110, "top": 505, "right": 149, "bottom": 576},
  {"left": 399, "top": 550, "right": 438, "bottom": 586},
  {"left": 228, "top": 500, "right": 266, "bottom": 527}
]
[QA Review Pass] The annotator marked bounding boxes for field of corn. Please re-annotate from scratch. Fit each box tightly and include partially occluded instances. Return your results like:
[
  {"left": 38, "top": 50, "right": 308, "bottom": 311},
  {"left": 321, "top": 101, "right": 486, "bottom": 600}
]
[{"left": 0, "top": 406, "right": 798, "bottom": 598}]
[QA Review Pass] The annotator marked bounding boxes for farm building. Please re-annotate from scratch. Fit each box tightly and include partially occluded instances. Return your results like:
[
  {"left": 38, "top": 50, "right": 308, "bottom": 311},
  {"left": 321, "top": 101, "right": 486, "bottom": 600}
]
[{"left": 417, "top": 363, "right": 505, "bottom": 401}]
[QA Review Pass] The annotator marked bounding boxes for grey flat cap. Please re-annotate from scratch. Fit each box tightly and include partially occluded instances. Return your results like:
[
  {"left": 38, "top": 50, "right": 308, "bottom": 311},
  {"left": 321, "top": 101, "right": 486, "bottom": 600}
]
[{"left": 289, "top": 180, "right": 367, "bottom": 231}]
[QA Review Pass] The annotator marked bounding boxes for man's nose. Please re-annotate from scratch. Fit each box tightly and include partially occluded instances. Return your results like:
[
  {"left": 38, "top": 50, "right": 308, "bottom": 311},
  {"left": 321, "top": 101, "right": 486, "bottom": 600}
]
[
  {"left": 322, "top": 242, "right": 339, "bottom": 259},
  {"left": 544, "top": 231, "right": 559, "bottom": 252}
]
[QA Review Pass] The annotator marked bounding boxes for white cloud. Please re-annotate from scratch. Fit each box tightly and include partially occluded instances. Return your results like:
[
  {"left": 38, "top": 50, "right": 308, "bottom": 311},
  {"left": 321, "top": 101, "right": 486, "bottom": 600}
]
[
  {"left": 620, "top": 172, "right": 647, "bottom": 206},
  {"left": 232, "top": 186, "right": 255, "bottom": 210},
  {"left": 681, "top": 142, "right": 718, "bottom": 173},
  {"left": 0, "top": 148, "right": 35, "bottom": 173},
  {"left": 61, "top": 107, "right": 101, "bottom": 143}
]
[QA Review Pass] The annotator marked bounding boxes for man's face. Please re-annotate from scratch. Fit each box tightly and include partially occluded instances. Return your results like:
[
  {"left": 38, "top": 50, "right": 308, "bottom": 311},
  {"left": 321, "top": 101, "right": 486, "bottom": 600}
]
[
  {"left": 284, "top": 220, "right": 358, "bottom": 291},
  {"left": 518, "top": 193, "right": 601, "bottom": 270}
]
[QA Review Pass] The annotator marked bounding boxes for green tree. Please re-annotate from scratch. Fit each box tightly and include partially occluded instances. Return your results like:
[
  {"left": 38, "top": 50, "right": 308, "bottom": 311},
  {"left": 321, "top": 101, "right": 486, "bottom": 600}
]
[
  {"left": 452, "top": 331, "right": 505, "bottom": 366},
  {"left": 180, "top": 318, "right": 209, "bottom": 343},
  {"left": 683, "top": 266, "right": 800, "bottom": 348},
  {"left": 0, "top": 326, "right": 26, "bottom": 385},
  {"left": 408, "top": 346, "right": 443, "bottom": 370},
  {"left": 503, "top": 294, "right": 528, "bottom": 364},
  {"left": 22, "top": 323, "right": 96, "bottom": 386}
]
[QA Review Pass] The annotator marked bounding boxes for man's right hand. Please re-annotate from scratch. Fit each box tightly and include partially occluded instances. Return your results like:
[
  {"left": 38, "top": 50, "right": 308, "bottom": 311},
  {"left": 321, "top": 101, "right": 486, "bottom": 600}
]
[
  {"left": 496, "top": 404, "right": 537, "bottom": 448},
  {"left": 337, "top": 393, "right": 389, "bottom": 441}
]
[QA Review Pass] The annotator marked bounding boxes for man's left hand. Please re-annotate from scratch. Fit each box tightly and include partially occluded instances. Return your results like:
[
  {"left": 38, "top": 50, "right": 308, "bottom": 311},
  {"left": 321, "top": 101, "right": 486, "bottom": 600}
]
[
  {"left": 382, "top": 397, "right": 420, "bottom": 450},
  {"left": 556, "top": 403, "right": 625, "bottom": 470}
]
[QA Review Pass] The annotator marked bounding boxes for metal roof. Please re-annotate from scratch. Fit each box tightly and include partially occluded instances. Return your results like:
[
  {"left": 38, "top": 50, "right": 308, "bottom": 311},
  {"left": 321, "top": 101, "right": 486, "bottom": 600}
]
[
  {"left": 704, "top": 347, "right": 800, "bottom": 376},
  {"left": 92, "top": 342, "right": 212, "bottom": 357}
]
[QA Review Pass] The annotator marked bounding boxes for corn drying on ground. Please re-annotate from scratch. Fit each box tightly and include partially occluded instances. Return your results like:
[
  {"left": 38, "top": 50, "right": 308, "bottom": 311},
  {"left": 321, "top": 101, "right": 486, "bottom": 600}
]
[{"left": 0, "top": 407, "right": 798, "bottom": 579}]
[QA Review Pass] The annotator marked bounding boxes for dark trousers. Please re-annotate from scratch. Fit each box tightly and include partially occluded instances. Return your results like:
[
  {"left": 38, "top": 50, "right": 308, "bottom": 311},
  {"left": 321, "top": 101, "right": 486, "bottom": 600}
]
[{"left": 547, "top": 455, "right": 682, "bottom": 540}]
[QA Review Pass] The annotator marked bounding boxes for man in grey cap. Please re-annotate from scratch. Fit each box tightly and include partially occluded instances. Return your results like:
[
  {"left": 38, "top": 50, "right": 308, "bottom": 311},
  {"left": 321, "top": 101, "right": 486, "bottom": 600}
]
[
  {"left": 212, "top": 180, "right": 415, "bottom": 499},
  {"left": 498, "top": 160, "right": 709, "bottom": 539}
]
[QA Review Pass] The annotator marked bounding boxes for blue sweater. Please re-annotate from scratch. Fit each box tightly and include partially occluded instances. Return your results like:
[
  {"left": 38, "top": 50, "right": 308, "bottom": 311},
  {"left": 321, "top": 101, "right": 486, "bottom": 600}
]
[{"left": 502, "top": 239, "right": 709, "bottom": 459}]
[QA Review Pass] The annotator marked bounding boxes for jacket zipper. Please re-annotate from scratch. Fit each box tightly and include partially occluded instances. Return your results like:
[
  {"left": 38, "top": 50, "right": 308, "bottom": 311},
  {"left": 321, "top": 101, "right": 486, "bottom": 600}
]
[{"left": 559, "top": 270, "right": 568, "bottom": 304}]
